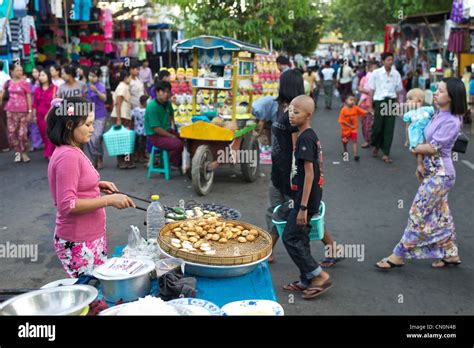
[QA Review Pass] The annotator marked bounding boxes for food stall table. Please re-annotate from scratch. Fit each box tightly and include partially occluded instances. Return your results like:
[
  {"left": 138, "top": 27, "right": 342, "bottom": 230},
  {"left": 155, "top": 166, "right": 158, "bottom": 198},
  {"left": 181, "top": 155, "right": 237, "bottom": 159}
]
[{"left": 95, "top": 245, "right": 277, "bottom": 308}]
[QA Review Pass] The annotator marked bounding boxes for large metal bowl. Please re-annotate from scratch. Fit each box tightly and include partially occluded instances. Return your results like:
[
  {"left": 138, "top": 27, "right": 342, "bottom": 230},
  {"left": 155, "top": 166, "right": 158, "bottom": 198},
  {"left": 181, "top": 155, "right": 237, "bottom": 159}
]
[
  {"left": 159, "top": 248, "right": 270, "bottom": 278},
  {"left": 0, "top": 285, "right": 98, "bottom": 316}
]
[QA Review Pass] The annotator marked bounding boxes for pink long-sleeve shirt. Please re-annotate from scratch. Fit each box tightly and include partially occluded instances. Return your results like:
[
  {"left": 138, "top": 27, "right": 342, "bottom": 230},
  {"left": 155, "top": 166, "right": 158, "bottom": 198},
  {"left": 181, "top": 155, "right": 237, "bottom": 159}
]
[{"left": 48, "top": 145, "right": 106, "bottom": 242}]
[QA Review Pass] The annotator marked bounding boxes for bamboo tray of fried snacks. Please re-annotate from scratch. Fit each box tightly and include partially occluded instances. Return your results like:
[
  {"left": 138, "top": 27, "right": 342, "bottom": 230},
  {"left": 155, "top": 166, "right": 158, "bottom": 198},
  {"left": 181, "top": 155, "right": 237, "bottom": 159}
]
[{"left": 158, "top": 217, "right": 272, "bottom": 266}]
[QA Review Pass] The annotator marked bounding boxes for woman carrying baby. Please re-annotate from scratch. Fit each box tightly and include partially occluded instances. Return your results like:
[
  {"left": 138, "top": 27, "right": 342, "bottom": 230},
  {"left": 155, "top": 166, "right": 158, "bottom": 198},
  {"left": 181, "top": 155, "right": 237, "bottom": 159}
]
[{"left": 376, "top": 78, "right": 465, "bottom": 269}]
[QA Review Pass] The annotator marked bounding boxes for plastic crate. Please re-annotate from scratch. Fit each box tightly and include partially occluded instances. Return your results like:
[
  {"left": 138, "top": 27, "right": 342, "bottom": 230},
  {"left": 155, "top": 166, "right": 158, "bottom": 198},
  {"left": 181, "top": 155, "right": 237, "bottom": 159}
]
[
  {"left": 272, "top": 201, "right": 325, "bottom": 241},
  {"left": 103, "top": 125, "right": 136, "bottom": 156}
]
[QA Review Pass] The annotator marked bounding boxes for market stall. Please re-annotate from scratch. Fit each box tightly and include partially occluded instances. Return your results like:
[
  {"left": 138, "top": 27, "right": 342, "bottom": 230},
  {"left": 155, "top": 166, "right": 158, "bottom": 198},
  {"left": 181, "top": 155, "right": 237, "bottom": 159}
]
[
  {"left": 172, "top": 36, "right": 269, "bottom": 196},
  {"left": 0, "top": 200, "right": 281, "bottom": 316}
]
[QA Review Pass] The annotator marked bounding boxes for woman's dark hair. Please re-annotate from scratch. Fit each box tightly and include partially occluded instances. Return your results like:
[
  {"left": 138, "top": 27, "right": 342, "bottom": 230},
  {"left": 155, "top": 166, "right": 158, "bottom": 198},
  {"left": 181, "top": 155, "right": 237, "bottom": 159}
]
[
  {"left": 441, "top": 77, "right": 467, "bottom": 116},
  {"left": 39, "top": 68, "right": 52, "bottom": 87},
  {"left": 276, "top": 69, "right": 304, "bottom": 106},
  {"left": 130, "top": 61, "right": 141, "bottom": 70},
  {"left": 89, "top": 66, "right": 101, "bottom": 77},
  {"left": 46, "top": 97, "right": 94, "bottom": 146},
  {"left": 50, "top": 64, "right": 61, "bottom": 73},
  {"left": 339, "top": 59, "right": 352, "bottom": 80},
  {"left": 31, "top": 66, "right": 43, "bottom": 81},
  {"left": 466, "top": 65, "right": 472, "bottom": 73},
  {"left": 62, "top": 65, "right": 76, "bottom": 78},
  {"left": 79, "top": 65, "right": 89, "bottom": 78},
  {"left": 155, "top": 80, "right": 172, "bottom": 93},
  {"left": 158, "top": 70, "right": 170, "bottom": 80},
  {"left": 118, "top": 70, "right": 130, "bottom": 82},
  {"left": 381, "top": 52, "right": 394, "bottom": 61}
]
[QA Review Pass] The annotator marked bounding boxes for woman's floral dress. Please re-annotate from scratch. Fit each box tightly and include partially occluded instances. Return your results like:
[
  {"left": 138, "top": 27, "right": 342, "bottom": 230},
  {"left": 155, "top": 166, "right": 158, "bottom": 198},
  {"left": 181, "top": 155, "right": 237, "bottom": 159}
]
[{"left": 393, "top": 111, "right": 461, "bottom": 259}]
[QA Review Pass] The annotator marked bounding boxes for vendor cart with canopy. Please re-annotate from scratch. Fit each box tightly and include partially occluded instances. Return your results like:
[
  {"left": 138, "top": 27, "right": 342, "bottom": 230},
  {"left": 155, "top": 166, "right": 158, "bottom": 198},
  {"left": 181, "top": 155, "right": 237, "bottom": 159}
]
[{"left": 174, "top": 36, "right": 268, "bottom": 195}]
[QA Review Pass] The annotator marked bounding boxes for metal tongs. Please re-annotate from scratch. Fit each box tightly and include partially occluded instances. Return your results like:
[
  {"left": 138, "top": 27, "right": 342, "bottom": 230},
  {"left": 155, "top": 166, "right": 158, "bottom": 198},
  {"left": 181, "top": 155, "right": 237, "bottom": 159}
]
[{"left": 117, "top": 191, "right": 151, "bottom": 211}]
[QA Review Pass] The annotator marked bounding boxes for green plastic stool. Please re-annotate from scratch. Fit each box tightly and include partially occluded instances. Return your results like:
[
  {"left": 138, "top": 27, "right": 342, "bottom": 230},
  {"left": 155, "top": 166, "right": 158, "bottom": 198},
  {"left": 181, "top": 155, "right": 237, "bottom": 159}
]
[{"left": 147, "top": 146, "right": 171, "bottom": 180}]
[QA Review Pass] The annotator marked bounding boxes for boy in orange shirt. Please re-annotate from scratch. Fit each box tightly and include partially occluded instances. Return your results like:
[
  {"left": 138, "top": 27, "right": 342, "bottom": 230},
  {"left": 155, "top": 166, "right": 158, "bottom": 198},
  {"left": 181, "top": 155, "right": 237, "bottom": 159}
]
[{"left": 338, "top": 93, "right": 367, "bottom": 161}]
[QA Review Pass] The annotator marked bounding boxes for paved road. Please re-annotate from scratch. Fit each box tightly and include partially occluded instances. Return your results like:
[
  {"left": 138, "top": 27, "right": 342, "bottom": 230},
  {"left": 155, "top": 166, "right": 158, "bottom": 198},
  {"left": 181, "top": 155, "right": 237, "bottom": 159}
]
[{"left": 1, "top": 96, "right": 473, "bottom": 315}]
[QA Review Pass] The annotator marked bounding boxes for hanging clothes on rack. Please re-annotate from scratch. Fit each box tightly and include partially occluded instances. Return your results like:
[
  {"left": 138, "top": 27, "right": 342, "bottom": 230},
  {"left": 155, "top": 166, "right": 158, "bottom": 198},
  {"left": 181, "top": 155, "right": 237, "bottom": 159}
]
[
  {"left": 13, "top": 0, "right": 28, "bottom": 18},
  {"left": 89, "top": 6, "right": 101, "bottom": 32},
  {"left": 0, "top": 0, "right": 14, "bottom": 20},
  {"left": 140, "top": 18, "right": 147, "bottom": 40},
  {"left": 448, "top": 29, "right": 465, "bottom": 53},
  {"left": 0, "top": 18, "right": 11, "bottom": 48},
  {"left": 145, "top": 40, "right": 153, "bottom": 53},
  {"left": 50, "top": 0, "right": 63, "bottom": 18},
  {"left": 450, "top": 0, "right": 465, "bottom": 23},
  {"left": 73, "top": 0, "right": 91, "bottom": 21},
  {"left": 9, "top": 18, "right": 22, "bottom": 60},
  {"left": 102, "top": 9, "right": 113, "bottom": 39},
  {"left": 35, "top": 0, "right": 51, "bottom": 18},
  {"left": 138, "top": 41, "right": 146, "bottom": 60},
  {"left": 134, "top": 19, "right": 141, "bottom": 40},
  {"left": 104, "top": 41, "right": 112, "bottom": 53},
  {"left": 21, "top": 16, "right": 36, "bottom": 57}
]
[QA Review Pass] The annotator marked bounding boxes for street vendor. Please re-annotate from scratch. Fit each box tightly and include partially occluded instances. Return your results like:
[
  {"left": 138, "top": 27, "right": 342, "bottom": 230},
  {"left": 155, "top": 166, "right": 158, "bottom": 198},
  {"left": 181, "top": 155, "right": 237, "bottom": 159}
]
[
  {"left": 47, "top": 97, "right": 136, "bottom": 278},
  {"left": 145, "top": 80, "right": 184, "bottom": 169}
]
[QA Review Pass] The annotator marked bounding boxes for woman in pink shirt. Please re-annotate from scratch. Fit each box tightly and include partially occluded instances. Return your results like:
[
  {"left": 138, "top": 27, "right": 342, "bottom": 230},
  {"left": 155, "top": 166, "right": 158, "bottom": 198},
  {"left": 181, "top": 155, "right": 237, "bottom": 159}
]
[
  {"left": 357, "top": 61, "right": 376, "bottom": 148},
  {"left": 33, "top": 69, "right": 57, "bottom": 160},
  {"left": 3, "top": 64, "right": 32, "bottom": 163},
  {"left": 47, "top": 97, "right": 136, "bottom": 278}
]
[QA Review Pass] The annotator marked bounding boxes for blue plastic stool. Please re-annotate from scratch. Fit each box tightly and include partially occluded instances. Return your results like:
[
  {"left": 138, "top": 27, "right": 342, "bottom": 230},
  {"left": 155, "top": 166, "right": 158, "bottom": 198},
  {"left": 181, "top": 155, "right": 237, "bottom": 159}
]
[{"left": 147, "top": 146, "right": 171, "bottom": 180}]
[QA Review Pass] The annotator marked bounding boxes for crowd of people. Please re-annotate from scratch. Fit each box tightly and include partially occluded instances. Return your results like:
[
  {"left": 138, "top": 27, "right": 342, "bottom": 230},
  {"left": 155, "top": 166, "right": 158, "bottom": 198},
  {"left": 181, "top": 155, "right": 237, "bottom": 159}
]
[
  {"left": 0, "top": 51, "right": 466, "bottom": 291},
  {"left": 262, "top": 53, "right": 466, "bottom": 298},
  {"left": 0, "top": 58, "right": 182, "bottom": 170}
]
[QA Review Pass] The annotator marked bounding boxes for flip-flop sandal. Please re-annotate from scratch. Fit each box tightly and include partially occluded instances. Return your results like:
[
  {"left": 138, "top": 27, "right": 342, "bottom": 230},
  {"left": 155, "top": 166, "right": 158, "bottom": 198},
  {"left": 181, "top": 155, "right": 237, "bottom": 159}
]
[
  {"left": 320, "top": 257, "right": 345, "bottom": 268},
  {"left": 382, "top": 156, "right": 393, "bottom": 163},
  {"left": 375, "top": 258, "right": 405, "bottom": 270},
  {"left": 432, "top": 259, "right": 462, "bottom": 268},
  {"left": 283, "top": 281, "right": 308, "bottom": 292},
  {"left": 302, "top": 282, "right": 333, "bottom": 299}
]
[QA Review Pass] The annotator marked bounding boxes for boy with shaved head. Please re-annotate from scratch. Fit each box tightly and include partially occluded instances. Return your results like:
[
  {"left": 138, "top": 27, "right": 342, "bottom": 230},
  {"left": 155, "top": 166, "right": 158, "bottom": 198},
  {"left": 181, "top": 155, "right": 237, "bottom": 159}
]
[{"left": 282, "top": 95, "right": 332, "bottom": 299}]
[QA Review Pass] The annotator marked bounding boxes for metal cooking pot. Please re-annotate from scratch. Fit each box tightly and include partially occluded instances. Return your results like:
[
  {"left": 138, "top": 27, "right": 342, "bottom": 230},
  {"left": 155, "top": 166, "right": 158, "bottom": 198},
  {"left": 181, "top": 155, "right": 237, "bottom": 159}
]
[{"left": 92, "top": 259, "right": 155, "bottom": 303}]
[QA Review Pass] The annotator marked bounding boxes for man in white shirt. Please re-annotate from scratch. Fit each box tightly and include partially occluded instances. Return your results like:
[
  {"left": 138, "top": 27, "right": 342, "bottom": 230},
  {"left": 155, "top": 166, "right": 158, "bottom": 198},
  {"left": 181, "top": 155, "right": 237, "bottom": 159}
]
[
  {"left": 0, "top": 60, "right": 11, "bottom": 151},
  {"left": 367, "top": 52, "right": 403, "bottom": 163},
  {"left": 321, "top": 61, "right": 336, "bottom": 109}
]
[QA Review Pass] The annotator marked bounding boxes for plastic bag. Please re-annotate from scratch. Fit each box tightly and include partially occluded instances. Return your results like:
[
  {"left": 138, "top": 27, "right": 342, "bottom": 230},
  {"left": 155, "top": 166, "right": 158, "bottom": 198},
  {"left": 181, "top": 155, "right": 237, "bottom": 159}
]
[
  {"left": 122, "top": 225, "right": 161, "bottom": 262},
  {"left": 182, "top": 147, "right": 190, "bottom": 175}
]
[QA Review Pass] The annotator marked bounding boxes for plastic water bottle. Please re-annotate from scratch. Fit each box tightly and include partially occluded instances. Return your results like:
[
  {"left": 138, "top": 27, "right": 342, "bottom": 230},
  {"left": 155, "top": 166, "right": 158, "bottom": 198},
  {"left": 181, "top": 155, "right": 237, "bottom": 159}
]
[{"left": 146, "top": 195, "right": 166, "bottom": 241}]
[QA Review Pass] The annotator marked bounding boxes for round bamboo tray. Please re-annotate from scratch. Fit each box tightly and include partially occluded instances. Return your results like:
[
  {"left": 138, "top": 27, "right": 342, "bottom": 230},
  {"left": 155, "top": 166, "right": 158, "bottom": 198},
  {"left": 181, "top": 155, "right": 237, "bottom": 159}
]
[{"left": 158, "top": 219, "right": 272, "bottom": 266}]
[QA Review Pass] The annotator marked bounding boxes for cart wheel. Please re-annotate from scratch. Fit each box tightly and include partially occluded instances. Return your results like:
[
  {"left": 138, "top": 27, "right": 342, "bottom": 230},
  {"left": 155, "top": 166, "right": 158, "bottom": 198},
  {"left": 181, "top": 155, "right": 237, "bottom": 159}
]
[
  {"left": 240, "top": 134, "right": 260, "bottom": 182},
  {"left": 191, "top": 145, "right": 214, "bottom": 196}
]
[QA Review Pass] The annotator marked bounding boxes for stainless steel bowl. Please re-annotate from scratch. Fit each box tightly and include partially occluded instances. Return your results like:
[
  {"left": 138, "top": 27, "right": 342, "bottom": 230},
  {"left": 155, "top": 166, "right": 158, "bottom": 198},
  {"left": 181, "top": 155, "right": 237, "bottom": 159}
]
[
  {"left": 92, "top": 259, "right": 155, "bottom": 303},
  {"left": 0, "top": 285, "right": 98, "bottom": 316},
  {"left": 159, "top": 249, "right": 270, "bottom": 278}
]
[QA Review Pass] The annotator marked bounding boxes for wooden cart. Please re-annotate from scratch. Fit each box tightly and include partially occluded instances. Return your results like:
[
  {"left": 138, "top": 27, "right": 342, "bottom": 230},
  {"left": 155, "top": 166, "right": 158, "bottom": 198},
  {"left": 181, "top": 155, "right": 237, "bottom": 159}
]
[{"left": 174, "top": 36, "right": 269, "bottom": 195}]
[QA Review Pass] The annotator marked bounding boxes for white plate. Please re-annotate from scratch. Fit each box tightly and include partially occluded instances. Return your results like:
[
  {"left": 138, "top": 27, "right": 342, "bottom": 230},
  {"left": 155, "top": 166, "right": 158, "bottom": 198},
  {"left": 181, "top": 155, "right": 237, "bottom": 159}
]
[
  {"left": 221, "top": 300, "right": 284, "bottom": 316},
  {"left": 167, "top": 298, "right": 221, "bottom": 316},
  {"left": 40, "top": 278, "right": 78, "bottom": 289}
]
